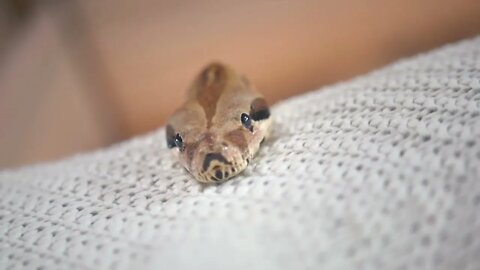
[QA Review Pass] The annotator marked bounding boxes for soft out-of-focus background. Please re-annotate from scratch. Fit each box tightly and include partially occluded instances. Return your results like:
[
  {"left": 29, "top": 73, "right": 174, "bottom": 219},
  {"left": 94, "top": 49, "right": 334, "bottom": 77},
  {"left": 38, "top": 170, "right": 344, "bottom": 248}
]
[{"left": 1, "top": 0, "right": 480, "bottom": 168}]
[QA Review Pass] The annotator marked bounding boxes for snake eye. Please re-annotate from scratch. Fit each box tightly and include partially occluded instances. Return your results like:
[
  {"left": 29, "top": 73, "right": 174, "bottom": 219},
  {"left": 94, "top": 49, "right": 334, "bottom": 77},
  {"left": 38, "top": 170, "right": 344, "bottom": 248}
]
[
  {"left": 166, "top": 125, "right": 176, "bottom": 148},
  {"left": 174, "top": 133, "right": 183, "bottom": 149},
  {"left": 241, "top": 113, "right": 252, "bottom": 130}
]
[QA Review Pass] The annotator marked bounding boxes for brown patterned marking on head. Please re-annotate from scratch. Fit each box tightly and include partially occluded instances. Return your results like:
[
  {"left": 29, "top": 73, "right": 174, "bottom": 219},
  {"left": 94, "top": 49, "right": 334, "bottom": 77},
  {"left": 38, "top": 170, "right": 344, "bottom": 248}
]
[
  {"left": 250, "top": 97, "right": 270, "bottom": 121},
  {"left": 201, "top": 63, "right": 223, "bottom": 85},
  {"left": 202, "top": 132, "right": 215, "bottom": 147},
  {"left": 196, "top": 63, "right": 228, "bottom": 127},
  {"left": 224, "top": 128, "right": 248, "bottom": 152},
  {"left": 185, "top": 141, "right": 200, "bottom": 168}
]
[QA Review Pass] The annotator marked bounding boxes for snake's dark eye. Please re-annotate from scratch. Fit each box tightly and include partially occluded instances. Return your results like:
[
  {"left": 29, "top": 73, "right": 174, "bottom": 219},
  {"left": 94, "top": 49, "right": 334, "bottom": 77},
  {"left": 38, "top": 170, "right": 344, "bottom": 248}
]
[
  {"left": 166, "top": 125, "right": 176, "bottom": 148},
  {"left": 241, "top": 113, "right": 252, "bottom": 130},
  {"left": 174, "top": 133, "right": 183, "bottom": 149}
]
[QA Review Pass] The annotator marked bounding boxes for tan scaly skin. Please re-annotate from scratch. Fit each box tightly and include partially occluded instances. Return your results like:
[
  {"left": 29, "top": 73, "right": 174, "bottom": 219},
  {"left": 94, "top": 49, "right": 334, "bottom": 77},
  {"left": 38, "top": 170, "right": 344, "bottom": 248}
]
[{"left": 166, "top": 62, "right": 272, "bottom": 183}]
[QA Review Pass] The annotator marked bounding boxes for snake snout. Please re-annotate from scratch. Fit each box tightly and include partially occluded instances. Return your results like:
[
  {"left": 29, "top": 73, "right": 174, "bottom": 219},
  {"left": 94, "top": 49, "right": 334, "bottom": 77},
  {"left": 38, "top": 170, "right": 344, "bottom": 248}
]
[{"left": 200, "top": 151, "right": 242, "bottom": 182}]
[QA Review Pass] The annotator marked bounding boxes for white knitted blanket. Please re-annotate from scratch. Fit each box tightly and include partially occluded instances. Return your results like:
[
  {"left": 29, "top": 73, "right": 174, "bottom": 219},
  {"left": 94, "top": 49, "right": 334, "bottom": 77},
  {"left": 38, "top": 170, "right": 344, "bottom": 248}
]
[{"left": 1, "top": 36, "right": 480, "bottom": 270}]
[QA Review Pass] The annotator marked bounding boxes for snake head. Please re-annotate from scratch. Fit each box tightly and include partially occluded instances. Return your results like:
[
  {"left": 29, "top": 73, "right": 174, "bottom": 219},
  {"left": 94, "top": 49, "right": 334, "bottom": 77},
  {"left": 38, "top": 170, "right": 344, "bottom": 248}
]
[{"left": 166, "top": 63, "right": 271, "bottom": 183}]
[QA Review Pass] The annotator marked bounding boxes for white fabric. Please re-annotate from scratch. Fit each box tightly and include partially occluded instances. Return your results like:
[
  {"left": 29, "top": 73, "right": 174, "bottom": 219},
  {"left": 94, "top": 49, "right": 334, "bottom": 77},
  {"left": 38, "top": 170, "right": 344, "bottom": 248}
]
[{"left": 1, "top": 36, "right": 480, "bottom": 270}]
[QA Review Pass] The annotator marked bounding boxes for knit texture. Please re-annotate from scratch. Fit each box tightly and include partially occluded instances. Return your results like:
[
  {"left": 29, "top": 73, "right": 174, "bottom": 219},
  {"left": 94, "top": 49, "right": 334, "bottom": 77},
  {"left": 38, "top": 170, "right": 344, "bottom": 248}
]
[{"left": 1, "top": 36, "right": 480, "bottom": 270}]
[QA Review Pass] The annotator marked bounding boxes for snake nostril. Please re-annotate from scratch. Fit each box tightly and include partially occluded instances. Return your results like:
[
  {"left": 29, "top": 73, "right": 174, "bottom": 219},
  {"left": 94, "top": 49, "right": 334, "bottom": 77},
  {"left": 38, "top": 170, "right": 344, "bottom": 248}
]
[{"left": 215, "top": 169, "right": 223, "bottom": 180}]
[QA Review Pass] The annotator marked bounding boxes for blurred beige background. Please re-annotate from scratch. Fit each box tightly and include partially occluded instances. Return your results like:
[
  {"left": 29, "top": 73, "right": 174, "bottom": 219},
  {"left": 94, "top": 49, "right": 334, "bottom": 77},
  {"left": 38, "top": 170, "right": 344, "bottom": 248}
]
[{"left": 1, "top": 0, "right": 480, "bottom": 168}]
